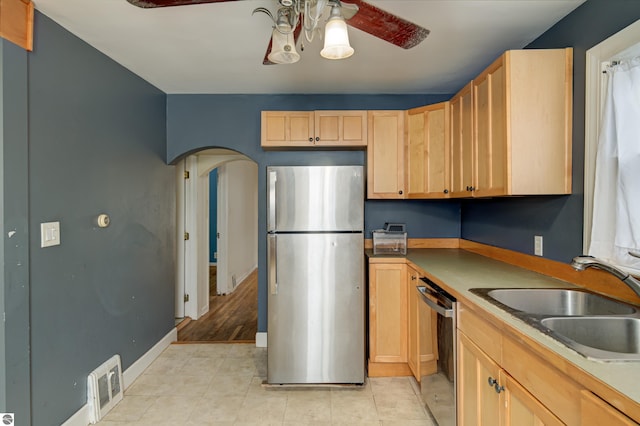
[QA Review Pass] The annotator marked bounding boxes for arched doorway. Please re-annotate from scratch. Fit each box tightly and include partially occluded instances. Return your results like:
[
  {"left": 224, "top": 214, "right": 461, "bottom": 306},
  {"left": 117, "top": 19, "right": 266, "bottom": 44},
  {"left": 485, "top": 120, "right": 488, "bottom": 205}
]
[{"left": 175, "top": 148, "right": 258, "bottom": 342}]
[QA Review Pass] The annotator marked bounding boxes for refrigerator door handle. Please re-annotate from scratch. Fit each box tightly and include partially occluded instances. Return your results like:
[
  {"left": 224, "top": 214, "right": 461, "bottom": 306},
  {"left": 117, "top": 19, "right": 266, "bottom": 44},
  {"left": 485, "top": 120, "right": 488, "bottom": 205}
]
[
  {"left": 268, "top": 170, "right": 277, "bottom": 232},
  {"left": 268, "top": 234, "right": 278, "bottom": 295}
]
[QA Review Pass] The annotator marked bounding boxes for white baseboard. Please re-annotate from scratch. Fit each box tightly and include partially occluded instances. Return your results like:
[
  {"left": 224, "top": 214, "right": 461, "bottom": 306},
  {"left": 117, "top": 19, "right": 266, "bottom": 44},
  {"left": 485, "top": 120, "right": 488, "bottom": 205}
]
[
  {"left": 123, "top": 327, "right": 177, "bottom": 389},
  {"left": 61, "top": 404, "right": 91, "bottom": 426},
  {"left": 256, "top": 332, "right": 267, "bottom": 348},
  {"left": 199, "top": 304, "right": 209, "bottom": 318},
  {"left": 62, "top": 327, "right": 177, "bottom": 426}
]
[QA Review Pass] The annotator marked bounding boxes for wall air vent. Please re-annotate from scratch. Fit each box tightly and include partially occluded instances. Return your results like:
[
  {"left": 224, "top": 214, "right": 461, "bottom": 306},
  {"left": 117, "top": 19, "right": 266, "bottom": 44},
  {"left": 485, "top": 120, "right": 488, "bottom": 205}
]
[{"left": 87, "top": 354, "right": 123, "bottom": 423}]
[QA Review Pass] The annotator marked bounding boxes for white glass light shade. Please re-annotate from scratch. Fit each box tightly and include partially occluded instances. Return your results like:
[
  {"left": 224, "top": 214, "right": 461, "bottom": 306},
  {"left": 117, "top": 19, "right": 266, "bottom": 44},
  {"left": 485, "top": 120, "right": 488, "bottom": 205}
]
[
  {"left": 320, "top": 17, "right": 354, "bottom": 60},
  {"left": 268, "top": 28, "right": 300, "bottom": 64}
]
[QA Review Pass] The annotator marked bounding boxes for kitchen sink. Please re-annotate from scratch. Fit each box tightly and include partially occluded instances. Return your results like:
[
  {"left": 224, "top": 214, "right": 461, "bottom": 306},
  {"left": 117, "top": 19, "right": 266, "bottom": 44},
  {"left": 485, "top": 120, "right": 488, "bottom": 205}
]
[
  {"left": 470, "top": 287, "right": 640, "bottom": 361},
  {"left": 484, "top": 288, "right": 636, "bottom": 316},
  {"left": 541, "top": 317, "right": 640, "bottom": 361}
]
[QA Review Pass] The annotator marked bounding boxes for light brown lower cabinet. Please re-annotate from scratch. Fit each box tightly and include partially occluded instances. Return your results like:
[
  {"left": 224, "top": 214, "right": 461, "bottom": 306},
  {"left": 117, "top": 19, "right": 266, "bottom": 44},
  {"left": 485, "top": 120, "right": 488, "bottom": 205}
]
[
  {"left": 458, "top": 303, "right": 638, "bottom": 425},
  {"left": 368, "top": 261, "right": 438, "bottom": 378},
  {"left": 581, "top": 390, "right": 638, "bottom": 426},
  {"left": 368, "top": 262, "right": 408, "bottom": 368},
  {"left": 458, "top": 331, "right": 563, "bottom": 426},
  {"left": 407, "top": 267, "right": 438, "bottom": 381}
]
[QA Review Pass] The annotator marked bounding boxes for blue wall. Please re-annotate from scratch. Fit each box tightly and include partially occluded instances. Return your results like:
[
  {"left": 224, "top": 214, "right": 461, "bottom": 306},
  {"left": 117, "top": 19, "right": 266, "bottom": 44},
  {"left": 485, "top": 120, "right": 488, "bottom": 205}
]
[
  {"left": 24, "top": 13, "right": 175, "bottom": 424},
  {"left": 210, "top": 169, "right": 218, "bottom": 262},
  {"left": 460, "top": 0, "right": 640, "bottom": 263},
  {"left": 1, "top": 39, "right": 31, "bottom": 423},
  {"left": 166, "top": 94, "right": 461, "bottom": 333}
]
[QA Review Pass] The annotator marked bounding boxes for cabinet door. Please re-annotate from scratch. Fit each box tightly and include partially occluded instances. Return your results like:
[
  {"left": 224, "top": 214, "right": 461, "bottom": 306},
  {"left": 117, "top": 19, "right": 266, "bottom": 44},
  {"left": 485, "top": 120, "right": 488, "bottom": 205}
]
[
  {"left": 501, "top": 372, "right": 563, "bottom": 426},
  {"left": 406, "top": 102, "right": 451, "bottom": 198},
  {"left": 508, "top": 49, "right": 572, "bottom": 195},
  {"left": 315, "top": 110, "right": 367, "bottom": 146},
  {"left": 367, "top": 111, "right": 405, "bottom": 199},
  {"left": 261, "top": 111, "right": 314, "bottom": 147},
  {"left": 580, "top": 390, "right": 637, "bottom": 426},
  {"left": 418, "top": 289, "right": 438, "bottom": 376},
  {"left": 450, "top": 82, "right": 474, "bottom": 197},
  {"left": 407, "top": 267, "right": 420, "bottom": 378},
  {"left": 474, "top": 57, "right": 507, "bottom": 197},
  {"left": 369, "top": 263, "right": 407, "bottom": 363},
  {"left": 457, "top": 332, "right": 501, "bottom": 426}
]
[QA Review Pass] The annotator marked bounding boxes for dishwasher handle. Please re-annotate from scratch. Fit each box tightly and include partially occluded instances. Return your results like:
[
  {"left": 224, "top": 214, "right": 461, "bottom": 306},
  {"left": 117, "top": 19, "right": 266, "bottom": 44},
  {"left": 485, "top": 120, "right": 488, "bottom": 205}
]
[{"left": 418, "top": 286, "right": 454, "bottom": 318}]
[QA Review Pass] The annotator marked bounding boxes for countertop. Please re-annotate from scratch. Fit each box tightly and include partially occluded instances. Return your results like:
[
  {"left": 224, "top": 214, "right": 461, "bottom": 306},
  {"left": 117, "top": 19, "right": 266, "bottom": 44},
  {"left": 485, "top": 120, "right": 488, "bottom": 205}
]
[{"left": 372, "top": 248, "right": 640, "bottom": 407}]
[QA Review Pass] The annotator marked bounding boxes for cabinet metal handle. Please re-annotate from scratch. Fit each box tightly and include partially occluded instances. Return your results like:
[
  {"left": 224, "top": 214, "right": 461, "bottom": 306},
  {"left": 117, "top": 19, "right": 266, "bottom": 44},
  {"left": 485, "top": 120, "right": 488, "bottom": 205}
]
[
  {"left": 488, "top": 377, "right": 504, "bottom": 393},
  {"left": 315, "top": 136, "right": 320, "bottom": 142},
  {"left": 399, "top": 190, "right": 403, "bottom": 195},
  {"left": 309, "top": 137, "right": 313, "bottom": 142},
  {"left": 268, "top": 235, "right": 278, "bottom": 295},
  {"left": 443, "top": 189, "right": 449, "bottom": 194},
  {"left": 268, "top": 170, "right": 277, "bottom": 232},
  {"left": 411, "top": 275, "right": 417, "bottom": 281}
]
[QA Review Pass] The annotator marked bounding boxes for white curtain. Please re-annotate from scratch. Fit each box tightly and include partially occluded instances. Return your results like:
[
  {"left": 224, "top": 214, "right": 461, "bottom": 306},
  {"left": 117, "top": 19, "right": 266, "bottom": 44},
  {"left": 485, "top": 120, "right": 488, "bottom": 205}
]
[{"left": 589, "top": 56, "right": 640, "bottom": 270}]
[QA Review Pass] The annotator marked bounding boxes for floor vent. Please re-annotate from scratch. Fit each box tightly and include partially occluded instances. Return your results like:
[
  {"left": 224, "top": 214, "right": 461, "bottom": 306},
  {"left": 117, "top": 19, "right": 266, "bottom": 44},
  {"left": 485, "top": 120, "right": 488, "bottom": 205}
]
[{"left": 87, "top": 354, "right": 123, "bottom": 424}]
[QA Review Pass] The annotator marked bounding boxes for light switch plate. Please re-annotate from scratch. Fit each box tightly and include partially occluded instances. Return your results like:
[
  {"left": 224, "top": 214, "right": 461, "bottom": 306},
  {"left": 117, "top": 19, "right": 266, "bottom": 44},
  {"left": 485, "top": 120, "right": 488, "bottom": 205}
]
[{"left": 41, "top": 221, "right": 61, "bottom": 248}]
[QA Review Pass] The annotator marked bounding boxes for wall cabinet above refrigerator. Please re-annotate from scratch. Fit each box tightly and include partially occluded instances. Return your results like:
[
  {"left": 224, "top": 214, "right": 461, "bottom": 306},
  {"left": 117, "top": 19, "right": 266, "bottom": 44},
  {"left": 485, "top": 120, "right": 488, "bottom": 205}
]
[{"left": 261, "top": 110, "right": 367, "bottom": 148}]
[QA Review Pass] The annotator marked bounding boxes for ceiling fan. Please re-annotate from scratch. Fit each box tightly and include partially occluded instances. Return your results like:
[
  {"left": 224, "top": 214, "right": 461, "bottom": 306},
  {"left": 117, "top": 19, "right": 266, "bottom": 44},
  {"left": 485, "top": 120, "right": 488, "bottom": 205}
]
[{"left": 126, "top": 0, "right": 430, "bottom": 65}]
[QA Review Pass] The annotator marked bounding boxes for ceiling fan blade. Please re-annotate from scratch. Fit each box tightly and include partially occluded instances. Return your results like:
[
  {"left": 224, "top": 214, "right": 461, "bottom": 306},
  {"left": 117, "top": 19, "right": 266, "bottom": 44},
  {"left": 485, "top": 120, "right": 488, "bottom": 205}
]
[
  {"left": 263, "top": 20, "right": 302, "bottom": 65},
  {"left": 342, "top": 0, "right": 429, "bottom": 49},
  {"left": 126, "top": 0, "right": 238, "bottom": 8}
]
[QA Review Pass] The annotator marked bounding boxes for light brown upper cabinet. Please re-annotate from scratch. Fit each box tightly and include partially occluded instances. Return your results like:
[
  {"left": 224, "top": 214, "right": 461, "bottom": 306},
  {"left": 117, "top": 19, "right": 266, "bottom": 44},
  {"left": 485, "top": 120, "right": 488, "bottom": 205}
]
[
  {"left": 450, "top": 82, "right": 474, "bottom": 198},
  {"left": 406, "top": 102, "right": 451, "bottom": 198},
  {"left": 367, "top": 111, "right": 405, "bottom": 199},
  {"left": 261, "top": 110, "right": 367, "bottom": 148},
  {"left": 451, "top": 48, "right": 573, "bottom": 197}
]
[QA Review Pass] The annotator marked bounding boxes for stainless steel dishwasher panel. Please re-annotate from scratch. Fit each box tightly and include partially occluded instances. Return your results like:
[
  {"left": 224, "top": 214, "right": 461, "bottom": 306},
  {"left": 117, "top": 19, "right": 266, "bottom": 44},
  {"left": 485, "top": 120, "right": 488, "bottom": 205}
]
[{"left": 418, "top": 277, "right": 457, "bottom": 426}]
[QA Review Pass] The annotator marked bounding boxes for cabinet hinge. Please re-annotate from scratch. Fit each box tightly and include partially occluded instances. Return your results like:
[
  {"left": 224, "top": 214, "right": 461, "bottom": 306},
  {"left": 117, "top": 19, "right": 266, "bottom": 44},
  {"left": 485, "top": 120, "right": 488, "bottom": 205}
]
[
  {"left": 184, "top": 171, "right": 190, "bottom": 179},
  {"left": 184, "top": 232, "right": 190, "bottom": 240},
  {"left": 184, "top": 294, "right": 190, "bottom": 303}
]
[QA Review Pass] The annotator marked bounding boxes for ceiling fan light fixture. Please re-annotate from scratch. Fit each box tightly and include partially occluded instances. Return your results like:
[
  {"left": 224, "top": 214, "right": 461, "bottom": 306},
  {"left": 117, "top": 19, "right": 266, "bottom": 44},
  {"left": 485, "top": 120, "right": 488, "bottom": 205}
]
[
  {"left": 320, "top": 9, "right": 354, "bottom": 60},
  {"left": 268, "top": 27, "right": 301, "bottom": 64}
]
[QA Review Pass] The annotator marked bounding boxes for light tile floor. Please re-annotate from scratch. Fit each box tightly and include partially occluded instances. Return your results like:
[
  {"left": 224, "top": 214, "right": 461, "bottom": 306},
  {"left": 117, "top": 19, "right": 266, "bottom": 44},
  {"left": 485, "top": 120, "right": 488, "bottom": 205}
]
[{"left": 97, "top": 343, "right": 436, "bottom": 425}]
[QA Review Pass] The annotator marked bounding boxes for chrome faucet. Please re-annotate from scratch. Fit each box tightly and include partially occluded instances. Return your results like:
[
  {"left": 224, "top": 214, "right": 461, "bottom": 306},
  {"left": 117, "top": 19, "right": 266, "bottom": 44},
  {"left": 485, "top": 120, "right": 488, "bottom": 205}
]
[{"left": 571, "top": 255, "right": 640, "bottom": 298}]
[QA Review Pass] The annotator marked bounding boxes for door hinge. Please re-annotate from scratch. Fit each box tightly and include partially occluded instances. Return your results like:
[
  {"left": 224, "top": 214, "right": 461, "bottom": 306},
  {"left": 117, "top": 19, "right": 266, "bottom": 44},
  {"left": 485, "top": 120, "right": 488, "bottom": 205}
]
[
  {"left": 184, "top": 171, "right": 190, "bottom": 179},
  {"left": 184, "top": 294, "right": 190, "bottom": 303},
  {"left": 217, "top": 232, "right": 220, "bottom": 239},
  {"left": 184, "top": 232, "right": 190, "bottom": 240}
]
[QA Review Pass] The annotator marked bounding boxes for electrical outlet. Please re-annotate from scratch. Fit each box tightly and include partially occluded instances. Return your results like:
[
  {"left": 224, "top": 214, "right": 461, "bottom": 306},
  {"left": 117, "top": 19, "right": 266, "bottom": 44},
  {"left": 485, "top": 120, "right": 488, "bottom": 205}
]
[{"left": 534, "top": 235, "right": 543, "bottom": 256}]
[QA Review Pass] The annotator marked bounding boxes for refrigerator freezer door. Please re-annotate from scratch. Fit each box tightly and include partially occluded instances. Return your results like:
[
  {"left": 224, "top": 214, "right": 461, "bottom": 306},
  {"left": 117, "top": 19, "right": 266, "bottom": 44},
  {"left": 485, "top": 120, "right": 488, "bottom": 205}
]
[
  {"left": 267, "top": 166, "right": 363, "bottom": 232},
  {"left": 267, "top": 233, "right": 365, "bottom": 384}
]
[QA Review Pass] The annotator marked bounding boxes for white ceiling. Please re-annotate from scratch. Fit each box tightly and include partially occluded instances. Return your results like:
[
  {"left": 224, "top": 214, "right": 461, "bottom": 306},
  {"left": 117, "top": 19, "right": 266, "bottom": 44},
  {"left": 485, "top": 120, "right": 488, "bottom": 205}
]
[{"left": 33, "top": 0, "right": 585, "bottom": 95}]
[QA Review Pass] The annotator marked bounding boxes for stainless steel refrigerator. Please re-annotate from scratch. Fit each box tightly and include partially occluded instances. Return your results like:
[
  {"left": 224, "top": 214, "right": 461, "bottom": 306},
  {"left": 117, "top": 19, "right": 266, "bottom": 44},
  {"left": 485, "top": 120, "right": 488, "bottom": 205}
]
[{"left": 267, "top": 165, "right": 365, "bottom": 385}]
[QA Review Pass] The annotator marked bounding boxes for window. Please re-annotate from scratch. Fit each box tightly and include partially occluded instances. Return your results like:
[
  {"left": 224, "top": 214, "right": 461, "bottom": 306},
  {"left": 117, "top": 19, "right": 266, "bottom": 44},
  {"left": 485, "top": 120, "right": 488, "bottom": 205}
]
[{"left": 584, "top": 19, "right": 640, "bottom": 274}]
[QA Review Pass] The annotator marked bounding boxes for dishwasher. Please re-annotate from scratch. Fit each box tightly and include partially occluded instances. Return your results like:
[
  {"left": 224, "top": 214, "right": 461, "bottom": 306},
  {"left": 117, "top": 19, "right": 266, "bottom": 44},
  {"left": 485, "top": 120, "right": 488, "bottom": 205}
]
[{"left": 418, "top": 276, "right": 457, "bottom": 426}]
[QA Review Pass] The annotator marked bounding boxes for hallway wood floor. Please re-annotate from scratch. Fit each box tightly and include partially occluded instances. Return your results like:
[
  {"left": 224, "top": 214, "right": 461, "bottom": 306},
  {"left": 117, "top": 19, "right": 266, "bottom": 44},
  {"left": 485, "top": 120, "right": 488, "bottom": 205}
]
[{"left": 178, "top": 267, "right": 257, "bottom": 343}]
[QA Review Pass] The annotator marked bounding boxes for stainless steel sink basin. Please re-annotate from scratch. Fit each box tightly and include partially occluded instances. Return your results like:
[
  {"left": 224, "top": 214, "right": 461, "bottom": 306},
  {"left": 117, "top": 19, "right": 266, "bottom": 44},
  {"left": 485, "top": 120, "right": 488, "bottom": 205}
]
[
  {"left": 541, "top": 316, "right": 640, "bottom": 361},
  {"left": 470, "top": 287, "right": 640, "bottom": 361},
  {"left": 485, "top": 288, "right": 636, "bottom": 316}
]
